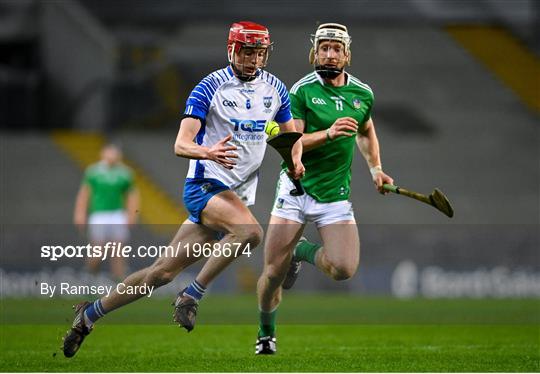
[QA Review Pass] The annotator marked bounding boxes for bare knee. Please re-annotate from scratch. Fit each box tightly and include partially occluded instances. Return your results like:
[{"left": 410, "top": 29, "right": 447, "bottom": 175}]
[
  {"left": 326, "top": 261, "right": 357, "bottom": 281},
  {"left": 233, "top": 224, "right": 263, "bottom": 248},
  {"left": 332, "top": 266, "right": 356, "bottom": 281},
  {"left": 319, "top": 250, "right": 358, "bottom": 281}
]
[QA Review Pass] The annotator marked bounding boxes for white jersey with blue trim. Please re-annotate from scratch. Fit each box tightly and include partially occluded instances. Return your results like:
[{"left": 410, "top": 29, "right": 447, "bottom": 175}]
[{"left": 183, "top": 66, "right": 292, "bottom": 205}]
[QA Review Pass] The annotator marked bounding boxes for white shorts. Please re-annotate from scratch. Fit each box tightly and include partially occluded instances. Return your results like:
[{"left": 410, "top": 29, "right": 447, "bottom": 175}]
[
  {"left": 87, "top": 210, "right": 129, "bottom": 243},
  {"left": 271, "top": 172, "right": 355, "bottom": 228}
]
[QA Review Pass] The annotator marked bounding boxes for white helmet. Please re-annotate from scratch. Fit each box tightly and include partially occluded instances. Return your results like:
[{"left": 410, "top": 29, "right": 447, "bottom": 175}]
[{"left": 309, "top": 23, "right": 351, "bottom": 78}]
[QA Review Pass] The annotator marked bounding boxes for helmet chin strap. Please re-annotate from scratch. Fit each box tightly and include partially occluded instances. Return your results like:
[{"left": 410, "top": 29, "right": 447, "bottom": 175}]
[
  {"left": 230, "top": 63, "right": 259, "bottom": 82},
  {"left": 315, "top": 65, "right": 343, "bottom": 79}
]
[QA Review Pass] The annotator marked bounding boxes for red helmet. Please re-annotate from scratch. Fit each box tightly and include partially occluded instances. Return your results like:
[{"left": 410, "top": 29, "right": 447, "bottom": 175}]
[
  {"left": 227, "top": 21, "right": 272, "bottom": 80},
  {"left": 227, "top": 21, "right": 272, "bottom": 54}
]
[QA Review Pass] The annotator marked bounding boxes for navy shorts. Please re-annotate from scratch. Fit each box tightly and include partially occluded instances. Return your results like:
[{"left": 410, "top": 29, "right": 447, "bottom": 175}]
[{"left": 183, "top": 178, "right": 229, "bottom": 223}]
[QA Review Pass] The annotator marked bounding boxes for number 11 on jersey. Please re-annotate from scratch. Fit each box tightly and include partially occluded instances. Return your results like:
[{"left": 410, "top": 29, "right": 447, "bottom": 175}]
[{"left": 330, "top": 96, "right": 344, "bottom": 111}]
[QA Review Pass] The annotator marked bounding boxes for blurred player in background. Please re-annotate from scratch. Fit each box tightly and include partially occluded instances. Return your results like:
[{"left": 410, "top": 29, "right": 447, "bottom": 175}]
[
  {"left": 73, "top": 144, "right": 139, "bottom": 281},
  {"left": 255, "top": 23, "right": 394, "bottom": 354},
  {"left": 63, "top": 21, "right": 304, "bottom": 358}
]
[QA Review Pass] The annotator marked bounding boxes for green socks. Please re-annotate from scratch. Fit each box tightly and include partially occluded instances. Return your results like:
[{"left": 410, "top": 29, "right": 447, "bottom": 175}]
[
  {"left": 294, "top": 238, "right": 321, "bottom": 265},
  {"left": 258, "top": 309, "right": 277, "bottom": 337}
]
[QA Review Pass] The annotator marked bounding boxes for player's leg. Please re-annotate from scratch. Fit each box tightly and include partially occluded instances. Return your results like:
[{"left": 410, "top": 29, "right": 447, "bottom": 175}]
[
  {"left": 101, "top": 220, "right": 213, "bottom": 312},
  {"left": 255, "top": 216, "right": 303, "bottom": 354},
  {"left": 286, "top": 199, "right": 359, "bottom": 284},
  {"left": 62, "top": 220, "right": 214, "bottom": 357},
  {"left": 258, "top": 217, "right": 304, "bottom": 312},
  {"left": 86, "top": 212, "right": 129, "bottom": 280},
  {"left": 197, "top": 190, "right": 263, "bottom": 283},
  {"left": 255, "top": 171, "right": 306, "bottom": 354},
  {"left": 293, "top": 222, "right": 359, "bottom": 281},
  {"left": 85, "top": 214, "right": 106, "bottom": 275},
  {"left": 315, "top": 221, "right": 359, "bottom": 280},
  {"left": 173, "top": 190, "right": 263, "bottom": 331},
  {"left": 108, "top": 211, "right": 130, "bottom": 281}
]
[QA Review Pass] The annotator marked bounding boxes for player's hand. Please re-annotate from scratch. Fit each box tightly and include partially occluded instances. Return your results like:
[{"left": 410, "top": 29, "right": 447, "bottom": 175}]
[
  {"left": 328, "top": 117, "right": 358, "bottom": 140},
  {"left": 373, "top": 171, "right": 394, "bottom": 195},
  {"left": 287, "top": 160, "right": 305, "bottom": 180},
  {"left": 207, "top": 134, "right": 238, "bottom": 169}
]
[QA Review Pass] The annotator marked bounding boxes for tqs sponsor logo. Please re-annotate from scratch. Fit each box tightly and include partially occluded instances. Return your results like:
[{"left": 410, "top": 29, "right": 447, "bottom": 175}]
[{"left": 230, "top": 119, "right": 266, "bottom": 132}]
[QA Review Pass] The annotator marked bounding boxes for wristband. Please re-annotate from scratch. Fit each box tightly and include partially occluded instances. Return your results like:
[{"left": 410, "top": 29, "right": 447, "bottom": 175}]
[
  {"left": 326, "top": 128, "right": 332, "bottom": 143},
  {"left": 370, "top": 165, "right": 383, "bottom": 177}
]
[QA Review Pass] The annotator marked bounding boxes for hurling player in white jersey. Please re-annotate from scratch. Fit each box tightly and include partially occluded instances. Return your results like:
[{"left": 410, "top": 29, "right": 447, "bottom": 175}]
[{"left": 63, "top": 21, "right": 304, "bottom": 358}]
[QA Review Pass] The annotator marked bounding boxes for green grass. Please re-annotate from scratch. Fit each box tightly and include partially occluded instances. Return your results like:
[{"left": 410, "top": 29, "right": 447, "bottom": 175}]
[{"left": 1, "top": 296, "right": 539, "bottom": 372}]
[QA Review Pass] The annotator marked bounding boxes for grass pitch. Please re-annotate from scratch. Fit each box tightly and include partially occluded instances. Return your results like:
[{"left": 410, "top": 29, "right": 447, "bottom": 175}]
[{"left": 1, "top": 296, "right": 538, "bottom": 372}]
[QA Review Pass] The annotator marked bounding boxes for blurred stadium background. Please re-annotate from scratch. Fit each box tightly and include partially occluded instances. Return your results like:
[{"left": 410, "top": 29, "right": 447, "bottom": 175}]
[{"left": 1, "top": 0, "right": 538, "bottom": 300}]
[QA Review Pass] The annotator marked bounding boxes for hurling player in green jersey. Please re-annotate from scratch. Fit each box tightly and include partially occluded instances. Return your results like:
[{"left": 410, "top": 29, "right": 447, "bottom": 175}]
[
  {"left": 255, "top": 23, "right": 394, "bottom": 354},
  {"left": 74, "top": 144, "right": 139, "bottom": 280}
]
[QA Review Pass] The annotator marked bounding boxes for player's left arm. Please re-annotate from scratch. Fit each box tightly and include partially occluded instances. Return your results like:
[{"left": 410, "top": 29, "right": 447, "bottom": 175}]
[
  {"left": 356, "top": 117, "right": 394, "bottom": 194},
  {"left": 277, "top": 119, "right": 305, "bottom": 180}
]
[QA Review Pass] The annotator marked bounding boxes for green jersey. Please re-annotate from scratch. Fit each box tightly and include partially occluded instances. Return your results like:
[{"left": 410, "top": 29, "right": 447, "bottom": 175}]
[
  {"left": 83, "top": 162, "right": 134, "bottom": 213},
  {"left": 289, "top": 71, "right": 374, "bottom": 202}
]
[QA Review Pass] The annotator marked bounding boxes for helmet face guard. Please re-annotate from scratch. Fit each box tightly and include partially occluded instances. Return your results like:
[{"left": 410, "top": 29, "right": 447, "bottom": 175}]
[
  {"left": 310, "top": 23, "right": 351, "bottom": 79},
  {"left": 227, "top": 21, "right": 273, "bottom": 81}
]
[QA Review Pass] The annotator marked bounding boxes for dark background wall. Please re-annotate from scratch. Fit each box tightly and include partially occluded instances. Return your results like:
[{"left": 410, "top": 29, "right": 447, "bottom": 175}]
[{"left": 1, "top": 0, "right": 538, "bottom": 297}]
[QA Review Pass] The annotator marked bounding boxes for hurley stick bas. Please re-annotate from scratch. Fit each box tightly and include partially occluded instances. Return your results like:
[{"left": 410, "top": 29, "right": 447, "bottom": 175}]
[{"left": 383, "top": 184, "right": 454, "bottom": 218}]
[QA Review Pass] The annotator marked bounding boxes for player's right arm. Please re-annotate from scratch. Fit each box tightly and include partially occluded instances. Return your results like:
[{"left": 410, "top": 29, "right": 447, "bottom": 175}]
[
  {"left": 290, "top": 84, "right": 357, "bottom": 152},
  {"left": 73, "top": 183, "right": 90, "bottom": 229},
  {"left": 174, "top": 72, "right": 238, "bottom": 169},
  {"left": 296, "top": 117, "right": 359, "bottom": 152},
  {"left": 174, "top": 117, "right": 238, "bottom": 169}
]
